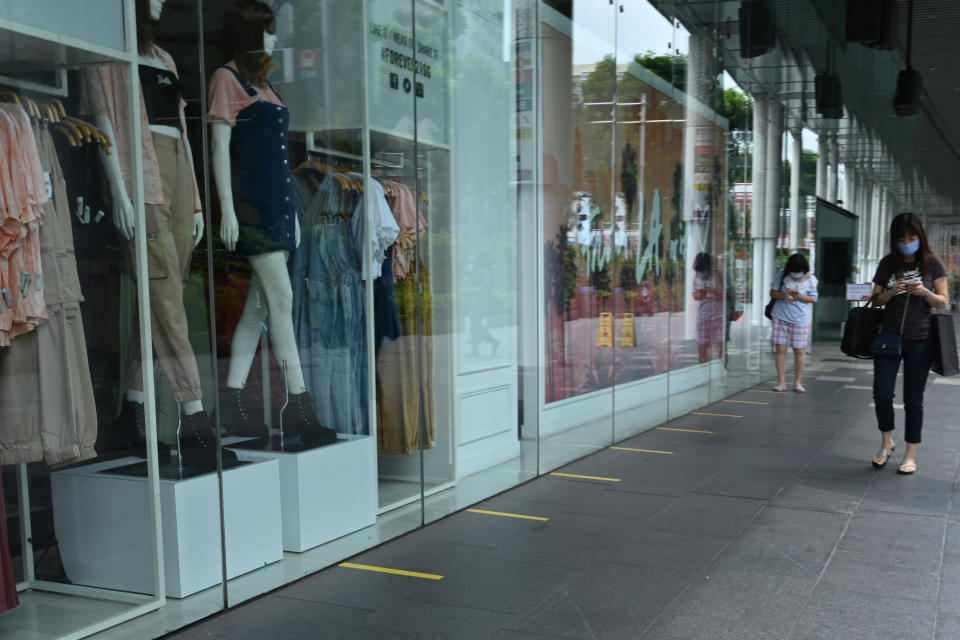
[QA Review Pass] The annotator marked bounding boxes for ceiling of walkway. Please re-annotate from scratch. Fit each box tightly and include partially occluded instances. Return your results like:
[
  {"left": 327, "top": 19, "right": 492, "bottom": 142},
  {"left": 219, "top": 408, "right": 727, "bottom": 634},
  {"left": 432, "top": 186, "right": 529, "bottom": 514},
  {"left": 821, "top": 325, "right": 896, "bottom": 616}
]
[{"left": 662, "top": 0, "right": 960, "bottom": 218}]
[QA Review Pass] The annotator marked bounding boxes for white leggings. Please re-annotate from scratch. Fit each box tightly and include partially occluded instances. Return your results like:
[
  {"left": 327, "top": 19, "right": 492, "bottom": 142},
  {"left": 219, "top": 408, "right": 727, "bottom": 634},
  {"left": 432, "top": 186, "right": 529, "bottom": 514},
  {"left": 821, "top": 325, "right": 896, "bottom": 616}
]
[{"left": 226, "top": 251, "right": 306, "bottom": 393}]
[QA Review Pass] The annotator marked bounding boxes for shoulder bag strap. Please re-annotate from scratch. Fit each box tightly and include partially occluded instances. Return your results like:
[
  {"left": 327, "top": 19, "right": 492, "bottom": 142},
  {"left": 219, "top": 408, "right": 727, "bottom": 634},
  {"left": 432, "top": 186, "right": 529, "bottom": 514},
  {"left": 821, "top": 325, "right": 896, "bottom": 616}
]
[
  {"left": 220, "top": 66, "right": 258, "bottom": 98},
  {"left": 899, "top": 293, "right": 911, "bottom": 335}
]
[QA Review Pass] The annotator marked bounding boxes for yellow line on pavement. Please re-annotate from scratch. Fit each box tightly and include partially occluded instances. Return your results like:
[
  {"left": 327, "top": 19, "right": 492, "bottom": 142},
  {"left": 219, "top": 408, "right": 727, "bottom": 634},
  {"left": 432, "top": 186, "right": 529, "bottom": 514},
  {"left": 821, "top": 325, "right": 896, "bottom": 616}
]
[
  {"left": 611, "top": 446, "right": 673, "bottom": 454},
  {"left": 550, "top": 472, "right": 621, "bottom": 482},
  {"left": 722, "top": 399, "right": 768, "bottom": 405},
  {"left": 338, "top": 563, "right": 444, "bottom": 580},
  {"left": 656, "top": 427, "right": 713, "bottom": 434},
  {"left": 744, "top": 389, "right": 784, "bottom": 394},
  {"left": 466, "top": 509, "right": 549, "bottom": 522},
  {"left": 693, "top": 411, "right": 743, "bottom": 418}
]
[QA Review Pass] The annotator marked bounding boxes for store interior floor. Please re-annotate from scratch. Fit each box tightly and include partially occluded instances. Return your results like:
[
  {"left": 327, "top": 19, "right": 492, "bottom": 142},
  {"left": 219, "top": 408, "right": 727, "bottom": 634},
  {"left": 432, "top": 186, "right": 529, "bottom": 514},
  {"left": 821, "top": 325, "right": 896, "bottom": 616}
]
[{"left": 72, "top": 344, "right": 960, "bottom": 640}]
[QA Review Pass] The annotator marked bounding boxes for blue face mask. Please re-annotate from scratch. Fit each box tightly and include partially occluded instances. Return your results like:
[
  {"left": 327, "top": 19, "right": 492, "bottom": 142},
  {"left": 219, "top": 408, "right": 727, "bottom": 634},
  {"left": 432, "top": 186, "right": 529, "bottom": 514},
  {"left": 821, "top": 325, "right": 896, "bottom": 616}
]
[
  {"left": 897, "top": 239, "right": 920, "bottom": 256},
  {"left": 789, "top": 271, "right": 805, "bottom": 279}
]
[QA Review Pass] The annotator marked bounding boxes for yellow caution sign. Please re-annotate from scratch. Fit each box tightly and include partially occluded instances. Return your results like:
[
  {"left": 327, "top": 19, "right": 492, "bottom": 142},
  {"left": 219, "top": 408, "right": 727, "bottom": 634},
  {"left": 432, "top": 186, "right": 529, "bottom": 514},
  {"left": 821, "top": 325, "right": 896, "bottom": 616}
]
[
  {"left": 621, "top": 313, "right": 635, "bottom": 347},
  {"left": 597, "top": 312, "right": 614, "bottom": 346}
]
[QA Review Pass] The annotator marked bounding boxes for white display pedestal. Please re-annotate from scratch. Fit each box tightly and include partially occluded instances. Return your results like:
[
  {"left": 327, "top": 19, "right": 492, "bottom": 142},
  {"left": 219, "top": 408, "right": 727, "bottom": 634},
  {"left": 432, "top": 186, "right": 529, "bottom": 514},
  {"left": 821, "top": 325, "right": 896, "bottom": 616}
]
[
  {"left": 51, "top": 457, "right": 283, "bottom": 598},
  {"left": 227, "top": 435, "right": 377, "bottom": 553}
]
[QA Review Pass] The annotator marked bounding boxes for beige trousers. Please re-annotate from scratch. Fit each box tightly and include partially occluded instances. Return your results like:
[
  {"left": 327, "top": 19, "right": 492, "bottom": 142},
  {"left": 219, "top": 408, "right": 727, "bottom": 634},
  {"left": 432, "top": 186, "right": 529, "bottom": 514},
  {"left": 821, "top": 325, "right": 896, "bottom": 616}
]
[{"left": 125, "top": 133, "right": 202, "bottom": 402}]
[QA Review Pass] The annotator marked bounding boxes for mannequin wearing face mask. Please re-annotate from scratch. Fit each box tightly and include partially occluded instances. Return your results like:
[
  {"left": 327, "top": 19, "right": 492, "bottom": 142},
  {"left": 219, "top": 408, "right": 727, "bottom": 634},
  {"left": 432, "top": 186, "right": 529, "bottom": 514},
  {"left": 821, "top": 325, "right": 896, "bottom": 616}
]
[
  {"left": 208, "top": 0, "right": 336, "bottom": 445},
  {"left": 79, "top": 0, "right": 233, "bottom": 468}
]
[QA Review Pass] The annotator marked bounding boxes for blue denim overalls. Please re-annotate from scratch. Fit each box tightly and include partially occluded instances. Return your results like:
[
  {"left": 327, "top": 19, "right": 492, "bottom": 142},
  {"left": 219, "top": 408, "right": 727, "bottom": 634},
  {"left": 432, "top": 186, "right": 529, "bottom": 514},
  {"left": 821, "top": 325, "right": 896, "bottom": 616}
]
[{"left": 220, "top": 66, "right": 297, "bottom": 255}]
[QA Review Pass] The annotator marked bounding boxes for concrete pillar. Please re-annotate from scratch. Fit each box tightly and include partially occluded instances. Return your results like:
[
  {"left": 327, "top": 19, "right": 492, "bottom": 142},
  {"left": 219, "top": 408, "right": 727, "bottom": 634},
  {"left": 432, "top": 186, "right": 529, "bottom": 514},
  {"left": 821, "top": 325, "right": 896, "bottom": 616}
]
[
  {"left": 815, "top": 135, "right": 826, "bottom": 199},
  {"left": 789, "top": 127, "right": 802, "bottom": 251},
  {"left": 827, "top": 134, "right": 839, "bottom": 204},
  {"left": 750, "top": 95, "right": 769, "bottom": 326},
  {"left": 682, "top": 31, "right": 718, "bottom": 341},
  {"left": 750, "top": 96, "right": 782, "bottom": 328}
]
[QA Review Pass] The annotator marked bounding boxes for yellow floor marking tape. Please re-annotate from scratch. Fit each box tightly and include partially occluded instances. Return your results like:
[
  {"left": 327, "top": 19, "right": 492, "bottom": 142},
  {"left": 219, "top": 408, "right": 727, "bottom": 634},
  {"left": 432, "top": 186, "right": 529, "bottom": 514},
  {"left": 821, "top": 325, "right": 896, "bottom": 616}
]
[
  {"left": 610, "top": 446, "right": 673, "bottom": 454},
  {"left": 692, "top": 411, "right": 743, "bottom": 418},
  {"left": 550, "top": 472, "right": 621, "bottom": 482},
  {"left": 743, "top": 389, "right": 784, "bottom": 394},
  {"left": 722, "top": 399, "right": 768, "bottom": 405},
  {"left": 656, "top": 427, "right": 713, "bottom": 434},
  {"left": 466, "top": 509, "right": 549, "bottom": 522},
  {"left": 338, "top": 562, "right": 444, "bottom": 580}
]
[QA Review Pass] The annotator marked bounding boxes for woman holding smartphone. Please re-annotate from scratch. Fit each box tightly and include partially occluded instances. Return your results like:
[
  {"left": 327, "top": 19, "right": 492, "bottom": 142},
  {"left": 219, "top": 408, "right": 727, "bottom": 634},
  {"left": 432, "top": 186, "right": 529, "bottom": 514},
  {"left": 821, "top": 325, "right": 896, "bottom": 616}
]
[
  {"left": 870, "top": 212, "right": 949, "bottom": 474},
  {"left": 770, "top": 253, "right": 818, "bottom": 392}
]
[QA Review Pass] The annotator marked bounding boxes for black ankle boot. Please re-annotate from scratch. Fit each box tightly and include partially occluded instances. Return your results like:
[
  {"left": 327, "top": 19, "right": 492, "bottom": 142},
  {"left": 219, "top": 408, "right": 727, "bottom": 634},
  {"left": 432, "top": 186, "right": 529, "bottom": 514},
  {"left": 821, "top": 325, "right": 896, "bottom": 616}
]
[
  {"left": 179, "top": 411, "right": 239, "bottom": 469},
  {"left": 102, "top": 400, "right": 171, "bottom": 460},
  {"left": 282, "top": 391, "right": 338, "bottom": 445},
  {"left": 221, "top": 387, "right": 268, "bottom": 437}
]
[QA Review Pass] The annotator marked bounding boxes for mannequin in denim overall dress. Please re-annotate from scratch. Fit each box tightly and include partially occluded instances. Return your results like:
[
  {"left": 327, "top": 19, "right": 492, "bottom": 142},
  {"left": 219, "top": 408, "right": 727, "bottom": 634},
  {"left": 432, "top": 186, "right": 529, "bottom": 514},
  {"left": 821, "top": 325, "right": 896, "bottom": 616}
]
[{"left": 210, "top": 0, "right": 336, "bottom": 445}]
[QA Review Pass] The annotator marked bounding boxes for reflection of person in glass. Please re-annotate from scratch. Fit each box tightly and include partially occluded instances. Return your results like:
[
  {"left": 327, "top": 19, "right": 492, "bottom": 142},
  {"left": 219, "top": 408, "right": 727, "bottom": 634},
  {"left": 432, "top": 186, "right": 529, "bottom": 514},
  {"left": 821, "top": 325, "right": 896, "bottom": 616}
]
[
  {"left": 692, "top": 252, "right": 724, "bottom": 363},
  {"left": 209, "top": 0, "right": 335, "bottom": 445},
  {"left": 81, "top": 0, "right": 230, "bottom": 467}
]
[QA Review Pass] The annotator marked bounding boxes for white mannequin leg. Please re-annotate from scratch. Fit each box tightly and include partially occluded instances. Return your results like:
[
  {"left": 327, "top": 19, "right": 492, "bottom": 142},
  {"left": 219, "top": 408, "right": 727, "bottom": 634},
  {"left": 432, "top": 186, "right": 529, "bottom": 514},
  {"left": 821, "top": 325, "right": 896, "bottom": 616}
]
[
  {"left": 246, "top": 251, "right": 307, "bottom": 393},
  {"left": 225, "top": 273, "right": 269, "bottom": 389}
]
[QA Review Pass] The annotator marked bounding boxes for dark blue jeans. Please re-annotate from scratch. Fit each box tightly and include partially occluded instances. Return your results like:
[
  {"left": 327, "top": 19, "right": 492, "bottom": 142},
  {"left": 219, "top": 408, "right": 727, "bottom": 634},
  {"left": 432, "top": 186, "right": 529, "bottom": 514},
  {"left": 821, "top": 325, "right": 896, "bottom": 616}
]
[{"left": 873, "top": 337, "right": 933, "bottom": 444}]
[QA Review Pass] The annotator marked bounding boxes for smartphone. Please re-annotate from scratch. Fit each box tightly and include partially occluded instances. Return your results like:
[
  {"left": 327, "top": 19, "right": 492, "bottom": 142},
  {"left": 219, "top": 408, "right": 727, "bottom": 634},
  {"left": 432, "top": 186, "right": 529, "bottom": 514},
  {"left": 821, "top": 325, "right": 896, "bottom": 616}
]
[{"left": 907, "top": 277, "right": 922, "bottom": 285}]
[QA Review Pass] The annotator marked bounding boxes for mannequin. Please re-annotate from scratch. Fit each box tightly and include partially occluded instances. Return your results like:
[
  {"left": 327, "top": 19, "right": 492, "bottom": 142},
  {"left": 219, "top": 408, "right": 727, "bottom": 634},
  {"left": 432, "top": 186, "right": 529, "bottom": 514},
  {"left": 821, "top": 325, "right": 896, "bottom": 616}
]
[
  {"left": 83, "top": 0, "right": 234, "bottom": 468},
  {"left": 209, "top": 0, "right": 336, "bottom": 445}
]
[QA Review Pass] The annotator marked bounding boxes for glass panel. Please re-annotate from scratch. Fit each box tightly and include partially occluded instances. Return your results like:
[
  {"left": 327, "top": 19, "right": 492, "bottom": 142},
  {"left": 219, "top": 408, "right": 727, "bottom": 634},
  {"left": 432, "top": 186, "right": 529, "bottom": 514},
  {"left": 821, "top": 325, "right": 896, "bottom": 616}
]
[
  {"left": 610, "top": 0, "right": 679, "bottom": 441},
  {"left": 202, "top": 0, "right": 399, "bottom": 608},
  {"left": 367, "top": 0, "right": 424, "bottom": 519},
  {"left": 423, "top": 0, "right": 538, "bottom": 523},
  {"left": 666, "top": 14, "right": 720, "bottom": 420},
  {"left": 538, "top": 0, "right": 616, "bottom": 472},
  {"left": 0, "top": 0, "right": 167, "bottom": 636}
]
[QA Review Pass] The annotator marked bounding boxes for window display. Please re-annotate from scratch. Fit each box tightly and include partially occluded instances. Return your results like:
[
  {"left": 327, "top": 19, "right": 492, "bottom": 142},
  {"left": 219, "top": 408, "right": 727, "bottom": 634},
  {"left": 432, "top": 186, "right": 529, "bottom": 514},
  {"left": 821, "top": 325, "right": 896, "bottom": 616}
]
[
  {"left": 79, "top": 0, "right": 233, "bottom": 468},
  {"left": 210, "top": 0, "right": 337, "bottom": 446},
  {"left": 0, "top": 1, "right": 758, "bottom": 638}
]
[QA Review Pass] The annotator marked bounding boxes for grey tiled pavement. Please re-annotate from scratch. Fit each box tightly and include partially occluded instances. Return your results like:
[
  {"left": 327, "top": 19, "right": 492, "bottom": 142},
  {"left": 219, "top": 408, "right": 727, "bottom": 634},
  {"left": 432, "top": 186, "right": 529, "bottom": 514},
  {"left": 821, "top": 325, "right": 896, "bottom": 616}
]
[{"left": 167, "top": 352, "right": 960, "bottom": 639}]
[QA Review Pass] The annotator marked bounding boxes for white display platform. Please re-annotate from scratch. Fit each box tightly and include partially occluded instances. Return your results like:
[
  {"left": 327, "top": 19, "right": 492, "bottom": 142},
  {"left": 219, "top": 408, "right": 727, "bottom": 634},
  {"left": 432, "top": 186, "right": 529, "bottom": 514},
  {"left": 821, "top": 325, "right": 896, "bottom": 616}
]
[
  {"left": 226, "top": 435, "right": 377, "bottom": 553},
  {"left": 51, "top": 456, "right": 283, "bottom": 598}
]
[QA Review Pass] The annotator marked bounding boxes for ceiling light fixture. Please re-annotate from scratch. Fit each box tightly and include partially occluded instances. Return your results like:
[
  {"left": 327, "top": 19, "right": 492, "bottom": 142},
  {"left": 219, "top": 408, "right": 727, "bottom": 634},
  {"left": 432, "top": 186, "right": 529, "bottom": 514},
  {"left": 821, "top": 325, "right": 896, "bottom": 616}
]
[{"left": 893, "top": 0, "right": 921, "bottom": 116}]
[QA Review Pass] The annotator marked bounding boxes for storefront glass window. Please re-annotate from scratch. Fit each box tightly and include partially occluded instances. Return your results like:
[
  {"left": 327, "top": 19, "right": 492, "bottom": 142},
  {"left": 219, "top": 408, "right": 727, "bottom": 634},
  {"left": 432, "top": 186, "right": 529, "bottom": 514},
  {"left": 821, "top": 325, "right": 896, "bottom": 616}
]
[{"left": 0, "top": 1, "right": 770, "bottom": 637}]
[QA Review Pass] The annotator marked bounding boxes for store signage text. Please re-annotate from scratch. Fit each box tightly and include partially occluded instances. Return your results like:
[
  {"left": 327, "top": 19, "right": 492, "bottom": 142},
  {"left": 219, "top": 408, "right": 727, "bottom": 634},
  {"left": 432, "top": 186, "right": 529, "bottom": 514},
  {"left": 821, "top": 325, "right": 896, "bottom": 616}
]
[{"left": 369, "top": 20, "right": 440, "bottom": 98}]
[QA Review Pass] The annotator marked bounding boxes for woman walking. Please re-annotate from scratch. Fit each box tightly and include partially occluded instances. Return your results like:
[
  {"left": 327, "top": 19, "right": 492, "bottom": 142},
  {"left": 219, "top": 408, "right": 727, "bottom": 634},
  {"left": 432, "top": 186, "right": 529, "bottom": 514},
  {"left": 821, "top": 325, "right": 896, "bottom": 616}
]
[
  {"left": 770, "top": 253, "right": 818, "bottom": 392},
  {"left": 871, "top": 212, "right": 949, "bottom": 474}
]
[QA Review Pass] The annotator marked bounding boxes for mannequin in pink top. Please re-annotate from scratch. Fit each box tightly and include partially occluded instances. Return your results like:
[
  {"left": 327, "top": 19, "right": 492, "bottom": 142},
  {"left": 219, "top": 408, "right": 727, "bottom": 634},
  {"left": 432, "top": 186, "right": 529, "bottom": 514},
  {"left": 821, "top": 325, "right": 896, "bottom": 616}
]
[{"left": 82, "top": 0, "right": 234, "bottom": 468}]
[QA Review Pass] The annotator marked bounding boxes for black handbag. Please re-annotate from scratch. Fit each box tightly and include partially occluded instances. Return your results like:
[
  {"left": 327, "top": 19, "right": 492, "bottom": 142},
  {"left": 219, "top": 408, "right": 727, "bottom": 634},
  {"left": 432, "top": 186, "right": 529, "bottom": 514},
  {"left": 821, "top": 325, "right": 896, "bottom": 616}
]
[
  {"left": 841, "top": 295, "right": 884, "bottom": 359},
  {"left": 930, "top": 312, "right": 959, "bottom": 376},
  {"left": 764, "top": 272, "right": 785, "bottom": 320},
  {"left": 870, "top": 293, "right": 909, "bottom": 357}
]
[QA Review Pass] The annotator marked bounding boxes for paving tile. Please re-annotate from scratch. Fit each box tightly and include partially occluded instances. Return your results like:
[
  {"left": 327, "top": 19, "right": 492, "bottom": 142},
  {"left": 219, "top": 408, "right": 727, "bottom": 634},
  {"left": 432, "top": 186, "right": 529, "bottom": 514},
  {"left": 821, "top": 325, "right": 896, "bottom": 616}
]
[
  {"left": 860, "top": 475, "right": 954, "bottom": 518},
  {"left": 168, "top": 595, "right": 372, "bottom": 640},
  {"left": 838, "top": 509, "right": 946, "bottom": 562},
  {"left": 645, "top": 493, "right": 764, "bottom": 538},
  {"left": 640, "top": 578, "right": 808, "bottom": 640},
  {"left": 418, "top": 556, "right": 572, "bottom": 614},
  {"left": 936, "top": 612, "right": 960, "bottom": 640},
  {"left": 818, "top": 549, "right": 941, "bottom": 603},
  {"left": 480, "top": 481, "right": 676, "bottom": 522},
  {"left": 770, "top": 476, "right": 869, "bottom": 514},
  {"left": 791, "top": 584, "right": 935, "bottom": 640},
  {"left": 708, "top": 508, "right": 848, "bottom": 580},
  {"left": 609, "top": 528, "right": 732, "bottom": 572},
  {"left": 693, "top": 466, "right": 800, "bottom": 500},
  {"left": 328, "top": 600, "right": 515, "bottom": 640},
  {"left": 505, "top": 563, "right": 696, "bottom": 640}
]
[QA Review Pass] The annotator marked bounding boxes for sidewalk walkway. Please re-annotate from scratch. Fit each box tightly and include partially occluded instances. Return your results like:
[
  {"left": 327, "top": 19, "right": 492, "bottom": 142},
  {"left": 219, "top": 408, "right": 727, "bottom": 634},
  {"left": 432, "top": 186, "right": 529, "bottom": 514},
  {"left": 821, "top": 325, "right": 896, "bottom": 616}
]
[{"left": 165, "top": 351, "right": 960, "bottom": 640}]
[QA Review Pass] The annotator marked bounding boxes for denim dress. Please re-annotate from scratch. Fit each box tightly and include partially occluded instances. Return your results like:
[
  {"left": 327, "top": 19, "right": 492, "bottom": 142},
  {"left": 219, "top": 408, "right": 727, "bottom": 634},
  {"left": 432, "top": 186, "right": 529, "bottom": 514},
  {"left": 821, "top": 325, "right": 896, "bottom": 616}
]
[
  {"left": 219, "top": 67, "right": 297, "bottom": 256},
  {"left": 290, "top": 170, "right": 368, "bottom": 434}
]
